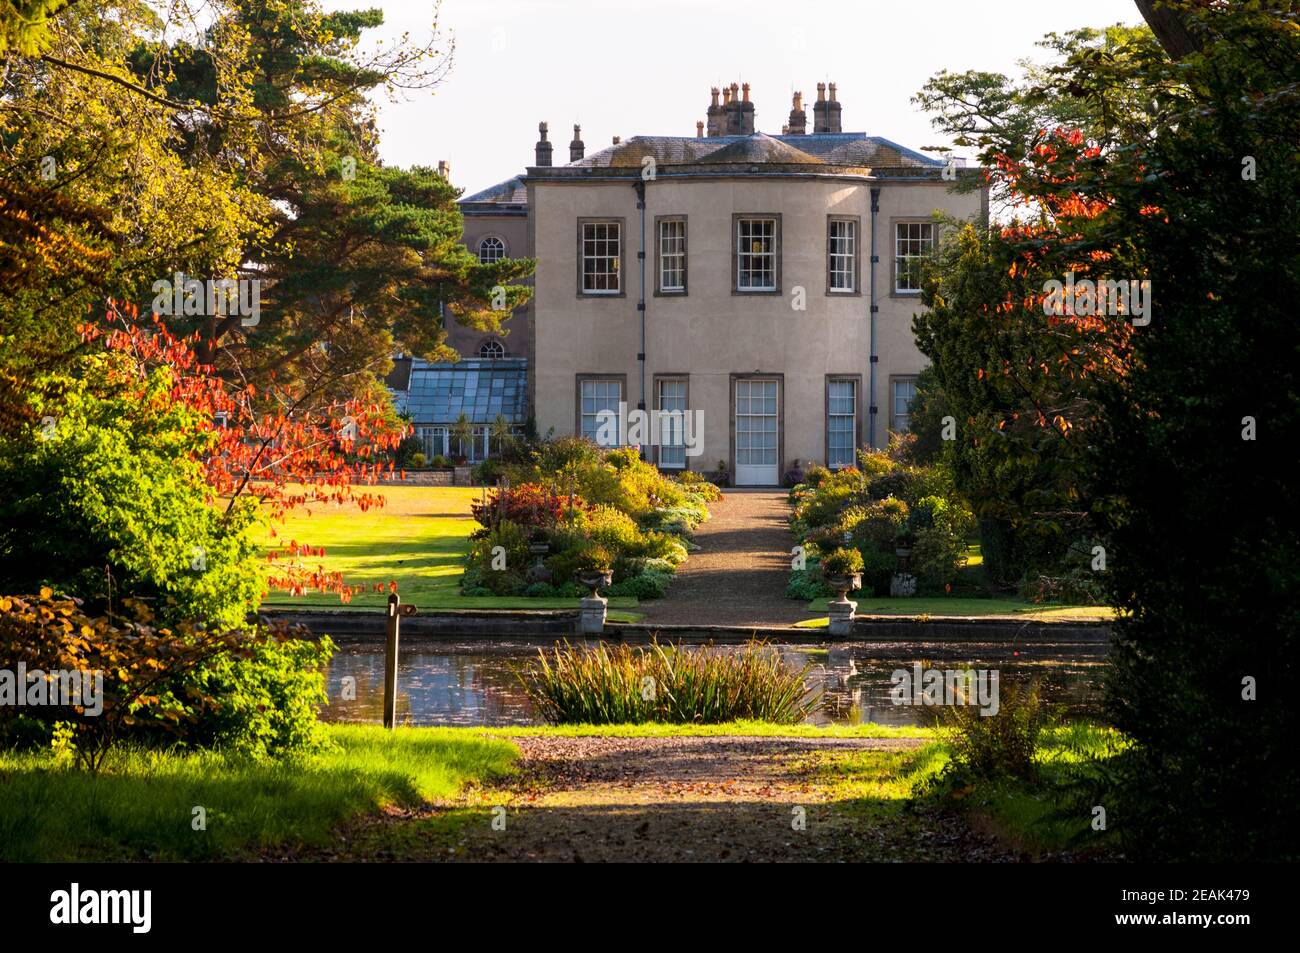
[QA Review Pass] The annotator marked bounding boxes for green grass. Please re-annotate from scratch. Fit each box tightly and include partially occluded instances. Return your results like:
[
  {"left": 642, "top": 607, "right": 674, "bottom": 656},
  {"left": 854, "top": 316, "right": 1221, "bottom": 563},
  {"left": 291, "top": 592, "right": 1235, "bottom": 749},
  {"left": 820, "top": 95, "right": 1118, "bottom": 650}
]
[
  {"left": 259, "top": 485, "right": 637, "bottom": 612},
  {"left": 0, "top": 724, "right": 517, "bottom": 862},
  {"left": 470, "top": 720, "right": 932, "bottom": 739},
  {"left": 802, "top": 596, "right": 1115, "bottom": 621},
  {"left": 904, "top": 721, "right": 1124, "bottom": 855}
]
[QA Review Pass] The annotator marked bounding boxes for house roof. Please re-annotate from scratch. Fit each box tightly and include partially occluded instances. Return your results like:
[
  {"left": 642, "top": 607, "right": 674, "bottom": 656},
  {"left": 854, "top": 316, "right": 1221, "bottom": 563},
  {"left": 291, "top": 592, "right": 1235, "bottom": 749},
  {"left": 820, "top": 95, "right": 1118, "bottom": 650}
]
[{"left": 459, "top": 132, "right": 956, "bottom": 209}]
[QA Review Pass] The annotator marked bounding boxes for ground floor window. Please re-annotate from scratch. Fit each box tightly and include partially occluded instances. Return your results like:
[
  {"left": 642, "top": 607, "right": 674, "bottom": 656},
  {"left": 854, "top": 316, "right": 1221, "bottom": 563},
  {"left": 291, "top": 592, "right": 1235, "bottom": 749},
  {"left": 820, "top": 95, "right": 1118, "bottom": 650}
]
[
  {"left": 580, "top": 378, "right": 623, "bottom": 445},
  {"left": 656, "top": 377, "right": 688, "bottom": 468},
  {"left": 827, "top": 378, "right": 857, "bottom": 468},
  {"left": 891, "top": 377, "right": 918, "bottom": 433},
  {"left": 416, "top": 425, "right": 448, "bottom": 459}
]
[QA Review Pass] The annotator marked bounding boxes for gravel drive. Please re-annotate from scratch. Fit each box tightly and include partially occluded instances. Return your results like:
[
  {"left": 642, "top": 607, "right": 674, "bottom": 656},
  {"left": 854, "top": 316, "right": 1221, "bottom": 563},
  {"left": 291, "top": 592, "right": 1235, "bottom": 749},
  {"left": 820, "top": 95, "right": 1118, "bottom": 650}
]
[{"left": 639, "top": 490, "right": 817, "bottom": 627}]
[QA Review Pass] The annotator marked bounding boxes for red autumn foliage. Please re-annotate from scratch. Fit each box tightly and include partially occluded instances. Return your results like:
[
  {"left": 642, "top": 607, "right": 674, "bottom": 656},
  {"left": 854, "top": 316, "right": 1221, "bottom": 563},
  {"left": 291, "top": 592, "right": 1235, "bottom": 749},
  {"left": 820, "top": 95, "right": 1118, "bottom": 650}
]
[
  {"left": 471, "top": 482, "right": 591, "bottom": 531},
  {"left": 80, "top": 302, "right": 405, "bottom": 602}
]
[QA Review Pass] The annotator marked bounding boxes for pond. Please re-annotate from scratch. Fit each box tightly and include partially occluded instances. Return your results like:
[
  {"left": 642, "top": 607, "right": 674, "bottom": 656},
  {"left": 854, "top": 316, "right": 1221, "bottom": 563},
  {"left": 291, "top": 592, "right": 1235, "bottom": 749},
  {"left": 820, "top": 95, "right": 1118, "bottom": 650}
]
[{"left": 321, "top": 638, "right": 1108, "bottom": 728}]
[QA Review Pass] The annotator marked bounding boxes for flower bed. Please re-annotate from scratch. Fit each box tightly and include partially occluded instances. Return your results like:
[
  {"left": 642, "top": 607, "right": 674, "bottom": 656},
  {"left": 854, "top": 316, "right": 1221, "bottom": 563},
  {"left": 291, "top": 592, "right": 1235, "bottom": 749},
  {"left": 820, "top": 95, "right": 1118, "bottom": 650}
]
[
  {"left": 787, "top": 443, "right": 975, "bottom": 600},
  {"left": 460, "top": 439, "right": 719, "bottom": 599}
]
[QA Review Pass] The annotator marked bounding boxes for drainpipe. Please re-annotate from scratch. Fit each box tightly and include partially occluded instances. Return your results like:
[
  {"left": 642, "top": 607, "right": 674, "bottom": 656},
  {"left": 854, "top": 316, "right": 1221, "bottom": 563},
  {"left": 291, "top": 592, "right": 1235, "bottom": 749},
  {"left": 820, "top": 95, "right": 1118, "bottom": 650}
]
[
  {"left": 868, "top": 185, "right": 881, "bottom": 448},
  {"left": 634, "top": 179, "right": 648, "bottom": 458}
]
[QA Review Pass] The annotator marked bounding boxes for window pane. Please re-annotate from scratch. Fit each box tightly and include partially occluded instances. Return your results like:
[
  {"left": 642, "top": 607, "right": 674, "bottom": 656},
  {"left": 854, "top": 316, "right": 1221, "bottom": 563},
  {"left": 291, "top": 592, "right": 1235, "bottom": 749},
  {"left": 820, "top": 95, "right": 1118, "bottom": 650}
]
[
  {"left": 827, "top": 379, "right": 856, "bottom": 467},
  {"left": 581, "top": 379, "right": 622, "bottom": 444},
  {"left": 892, "top": 379, "right": 917, "bottom": 432},
  {"left": 582, "top": 222, "right": 621, "bottom": 293}
]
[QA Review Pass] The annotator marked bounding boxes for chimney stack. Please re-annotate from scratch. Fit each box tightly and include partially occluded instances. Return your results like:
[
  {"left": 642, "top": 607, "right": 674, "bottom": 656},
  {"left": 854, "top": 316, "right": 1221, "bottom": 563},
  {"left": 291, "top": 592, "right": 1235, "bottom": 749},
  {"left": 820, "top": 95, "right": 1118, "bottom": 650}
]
[
  {"left": 828, "top": 82, "right": 842, "bottom": 133},
  {"left": 437, "top": 159, "right": 451, "bottom": 179},
  {"left": 612, "top": 135, "right": 621, "bottom": 145},
  {"left": 739, "top": 82, "right": 754, "bottom": 134},
  {"left": 569, "top": 124, "right": 585, "bottom": 162},
  {"left": 813, "top": 82, "right": 829, "bottom": 133},
  {"left": 787, "top": 91, "right": 806, "bottom": 135},
  {"left": 696, "top": 120, "right": 704, "bottom": 138},
  {"left": 535, "top": 121, "right": 552, "bottom": 167},
  {"left": 706, "top": 86, "right": 721, "bottom": 137}
]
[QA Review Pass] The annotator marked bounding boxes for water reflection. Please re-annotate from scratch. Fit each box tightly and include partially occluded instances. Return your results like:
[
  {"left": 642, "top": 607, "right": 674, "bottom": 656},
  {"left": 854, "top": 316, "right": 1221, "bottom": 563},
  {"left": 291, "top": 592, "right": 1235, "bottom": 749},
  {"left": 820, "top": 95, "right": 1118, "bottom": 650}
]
[{"left": 322, "top": 639, "right": 1107, "bottom": 728}]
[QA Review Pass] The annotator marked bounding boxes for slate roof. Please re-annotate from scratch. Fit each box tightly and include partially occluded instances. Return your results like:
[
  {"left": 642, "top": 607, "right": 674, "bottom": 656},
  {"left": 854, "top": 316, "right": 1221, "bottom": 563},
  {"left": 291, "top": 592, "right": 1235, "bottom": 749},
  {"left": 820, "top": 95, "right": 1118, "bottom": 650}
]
[
  {"left": 459, "top": 132, "right": 955, "bottom": 209},
  {"left": 459, "top": 175, "right": 528, "bottom": 208}
]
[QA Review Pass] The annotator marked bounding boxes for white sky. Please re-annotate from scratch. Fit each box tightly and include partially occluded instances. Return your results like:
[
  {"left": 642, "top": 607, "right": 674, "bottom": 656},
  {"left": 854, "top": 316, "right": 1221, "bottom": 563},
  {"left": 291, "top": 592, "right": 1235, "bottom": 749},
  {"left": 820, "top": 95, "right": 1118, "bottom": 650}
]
[{"left": 327, "top": 0, "right": 1144, "bottom": 196}]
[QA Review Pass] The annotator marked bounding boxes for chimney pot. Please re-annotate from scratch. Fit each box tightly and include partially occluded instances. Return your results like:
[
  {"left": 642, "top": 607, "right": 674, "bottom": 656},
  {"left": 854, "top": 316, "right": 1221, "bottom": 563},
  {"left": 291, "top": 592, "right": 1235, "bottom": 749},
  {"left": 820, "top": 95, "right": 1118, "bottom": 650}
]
[
  {"left": 612, "top": 135, "right": 621, "bottom": 144},
  {"left": 437, "top": 160, "right": 450, "bottom": 179},
  {"left": 535, "top": 121, "right": 552, "bottom": 167},
  {"left": 817, "top": 82, "right": 826, "bottom": 102},
  {"left": 569, "top": 124, "right": 584, "bottom": 162},
  {"left": 829, "top": 82, "right": 838, "bottom": 101},
  {"left": 696, "top": 120, "right": 704, "bottom": 138},
  {"left": 793, "top": 91, "right": 803, "bottom": 110},
  {"left": 710, "top": 86, "right": 720, "bottom": 105},
  {"left": 742, "top": 82, "right": 750, "bottom": 103}
]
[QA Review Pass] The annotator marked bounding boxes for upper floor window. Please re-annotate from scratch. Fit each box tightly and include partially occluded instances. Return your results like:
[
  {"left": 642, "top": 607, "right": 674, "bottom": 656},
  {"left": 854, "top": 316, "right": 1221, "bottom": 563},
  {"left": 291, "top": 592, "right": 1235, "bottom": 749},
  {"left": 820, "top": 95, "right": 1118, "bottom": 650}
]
[
  {"left": 478, "top": 236, "right": 506, "bottom": 264},
  {"left": 657, "top": 218, "right": 686, "bottom": 294},
  {"left": 580, "top": 221, "right": 621, "bottom": 294},
  {"left": 479, "top": 339, "right": 505, "bottom": 359},
  {"left": 894, "top": 222, "right": 936, "bottom": 294},
  {"left": 828, "top": 218, "right": 857, "bottom": 293},
  {"left": 735, "top": 216, "right": 779, "bottom": 292}
]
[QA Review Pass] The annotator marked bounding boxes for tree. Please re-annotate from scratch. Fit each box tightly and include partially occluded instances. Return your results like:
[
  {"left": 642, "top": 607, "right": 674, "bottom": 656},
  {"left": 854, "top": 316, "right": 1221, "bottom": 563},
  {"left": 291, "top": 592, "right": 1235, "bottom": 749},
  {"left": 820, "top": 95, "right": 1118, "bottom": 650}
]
[{"left": 917, "top": 1, "right": 1299, "bottom": 858}]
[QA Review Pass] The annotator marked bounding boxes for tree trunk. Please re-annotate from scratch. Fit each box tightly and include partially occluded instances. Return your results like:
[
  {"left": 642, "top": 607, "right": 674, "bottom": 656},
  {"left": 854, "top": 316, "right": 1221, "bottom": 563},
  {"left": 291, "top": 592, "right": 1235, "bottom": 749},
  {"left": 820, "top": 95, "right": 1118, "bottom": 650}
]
[{"left": 1135, "top": 0, "right": 1203, "bottom": 60}]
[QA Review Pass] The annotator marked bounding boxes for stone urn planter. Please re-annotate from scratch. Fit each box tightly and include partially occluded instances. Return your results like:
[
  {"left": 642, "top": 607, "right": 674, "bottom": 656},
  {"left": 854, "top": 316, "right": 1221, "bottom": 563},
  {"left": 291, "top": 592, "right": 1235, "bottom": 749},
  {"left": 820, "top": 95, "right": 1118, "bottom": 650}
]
[
  {"left": 575, "top": 569, "right": 613, "bottom": 635},
  {"left": 575, "top": 569, "right": 613, "bottom": 598},
  {"left": 526, "top": 538, "right": 552, "bottom": 584},
  {"left": 824, "top": 572, "right": 861, "bottom": 637},
  {"left": 824, "top": 572, "right": 862, "bottom": 605}
]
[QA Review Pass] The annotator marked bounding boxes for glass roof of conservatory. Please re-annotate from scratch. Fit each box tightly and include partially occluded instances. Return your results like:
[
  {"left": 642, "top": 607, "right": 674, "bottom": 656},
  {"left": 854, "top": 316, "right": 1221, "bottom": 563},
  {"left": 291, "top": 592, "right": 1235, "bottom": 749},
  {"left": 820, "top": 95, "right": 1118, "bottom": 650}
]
[{"left": 391, "top": 358, "right": 528, "bottom": 425}]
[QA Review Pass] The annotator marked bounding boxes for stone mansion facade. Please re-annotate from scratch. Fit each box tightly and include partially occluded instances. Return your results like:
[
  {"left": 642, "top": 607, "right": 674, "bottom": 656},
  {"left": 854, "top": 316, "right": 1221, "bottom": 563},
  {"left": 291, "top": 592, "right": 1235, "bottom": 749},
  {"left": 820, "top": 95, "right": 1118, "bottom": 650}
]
[{"left": 396, "top": 83, "right": 987, "bottom": 484}]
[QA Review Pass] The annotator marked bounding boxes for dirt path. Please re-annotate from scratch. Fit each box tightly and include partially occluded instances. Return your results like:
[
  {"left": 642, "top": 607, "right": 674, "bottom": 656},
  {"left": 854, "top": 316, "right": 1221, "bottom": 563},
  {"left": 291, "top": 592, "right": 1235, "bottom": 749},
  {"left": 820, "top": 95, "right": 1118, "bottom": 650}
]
[
  {"left": 313, "top": 736, "right": 1018, "bottom": 863},
  {"left": 640, "top": 489, "right": 815, "bottom": 627}
]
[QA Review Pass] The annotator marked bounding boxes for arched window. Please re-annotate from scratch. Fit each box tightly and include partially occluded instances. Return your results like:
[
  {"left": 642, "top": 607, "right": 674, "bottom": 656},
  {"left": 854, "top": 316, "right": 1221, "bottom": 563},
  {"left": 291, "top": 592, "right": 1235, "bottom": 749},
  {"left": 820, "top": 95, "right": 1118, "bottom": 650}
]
[
  {"left": 478, "top": 236, "right": 506, "bottom": 264},
  {"left": 479, "top": 339, "right": 505, "bottom": 359}
]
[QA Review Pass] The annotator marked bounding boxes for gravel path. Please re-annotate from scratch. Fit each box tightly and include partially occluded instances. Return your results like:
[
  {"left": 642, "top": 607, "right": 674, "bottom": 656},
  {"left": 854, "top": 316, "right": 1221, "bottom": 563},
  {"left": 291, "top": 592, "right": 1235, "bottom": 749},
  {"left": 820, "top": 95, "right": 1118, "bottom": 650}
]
[
  {"left": 306, "top": 735, "right": 1020, "bottom": 864},
  {"left": 640, "top": 489, "right": 816, "bottom": 627}
]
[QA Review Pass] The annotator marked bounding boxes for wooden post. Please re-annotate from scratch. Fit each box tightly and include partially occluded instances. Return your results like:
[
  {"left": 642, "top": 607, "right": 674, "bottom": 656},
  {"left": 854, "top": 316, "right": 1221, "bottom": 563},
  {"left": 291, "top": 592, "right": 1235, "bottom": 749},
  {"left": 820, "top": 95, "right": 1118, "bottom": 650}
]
[
  {"left": 381, "top": 592, "right": 418, "bottom": 730},
  {"left": 383, "top": 593, "right": 401, "bottom": 729}
]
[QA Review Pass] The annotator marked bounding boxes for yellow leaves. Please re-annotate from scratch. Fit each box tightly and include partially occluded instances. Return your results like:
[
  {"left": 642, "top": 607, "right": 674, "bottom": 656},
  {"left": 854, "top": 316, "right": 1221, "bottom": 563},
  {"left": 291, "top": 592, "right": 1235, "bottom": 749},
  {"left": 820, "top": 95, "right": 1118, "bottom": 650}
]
[
  {"left": 0, "top": 597, "right": 10, "bottom": 612},
  {"left": 39, "top": 586, "right": 53, "bottom": 600}
]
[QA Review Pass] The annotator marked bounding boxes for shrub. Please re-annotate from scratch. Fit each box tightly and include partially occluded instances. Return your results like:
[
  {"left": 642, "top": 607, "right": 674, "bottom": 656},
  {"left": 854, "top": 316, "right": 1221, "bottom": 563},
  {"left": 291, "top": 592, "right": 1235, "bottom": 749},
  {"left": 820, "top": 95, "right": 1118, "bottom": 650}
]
[
  {"left": 822, "top": 548, "right": 864, "bottom": 575},
  {"left": 471, "top": 483, "right": 586, "bottom": 531},
  {"left": 524, "top": 582, "right": 557, "bottom": 598},
  {"left": 606, "top": 570, "right": 672, "bottom": 600},
  {"left": 674, "top": 470, "right": 722, "bottom": 502},
  {"left": 0, "top": 364, "right": 265, "bottom": 631},
  {"left": 933, "top": 679, "right": 1057, "bottom": 782},
  {"left": 409, "top": 452, "right": 427, "bottom": 469},
  {"left": 394, "top": 434, "right": 424, "bottom": 468},
  {"left": 518, "top": 640, "right": 818, "bottom": 725},
  {"left": 0, "top": 591, "right": 331, "bottom": 769},
  {"left": 786, "top": 567, "right": 831, "bottom": 600},
  {"left": 463, "top": 521, "right": 532, "bottom": 595}
]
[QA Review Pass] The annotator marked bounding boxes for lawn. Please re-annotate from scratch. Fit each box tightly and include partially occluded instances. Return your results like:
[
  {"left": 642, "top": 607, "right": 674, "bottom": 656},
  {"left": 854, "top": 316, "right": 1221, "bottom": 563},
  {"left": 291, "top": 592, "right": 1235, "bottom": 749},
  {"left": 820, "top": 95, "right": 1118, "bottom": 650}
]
[
  {"left": 0, "top": 724, "right": 518, "bottom": 862},
  {"left": 796, "top": 598, "right": 1116, "bottom": 624},
  {"left": 260, "top": 484, "right": 636, "bottom": 614}
]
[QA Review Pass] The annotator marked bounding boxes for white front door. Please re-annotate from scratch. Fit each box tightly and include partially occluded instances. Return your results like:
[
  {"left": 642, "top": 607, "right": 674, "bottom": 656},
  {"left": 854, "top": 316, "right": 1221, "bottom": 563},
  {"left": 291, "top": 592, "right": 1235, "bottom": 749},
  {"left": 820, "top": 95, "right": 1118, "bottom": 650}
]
[{"left": 734, "top": 379, "right": 779, "bottom": 486}]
